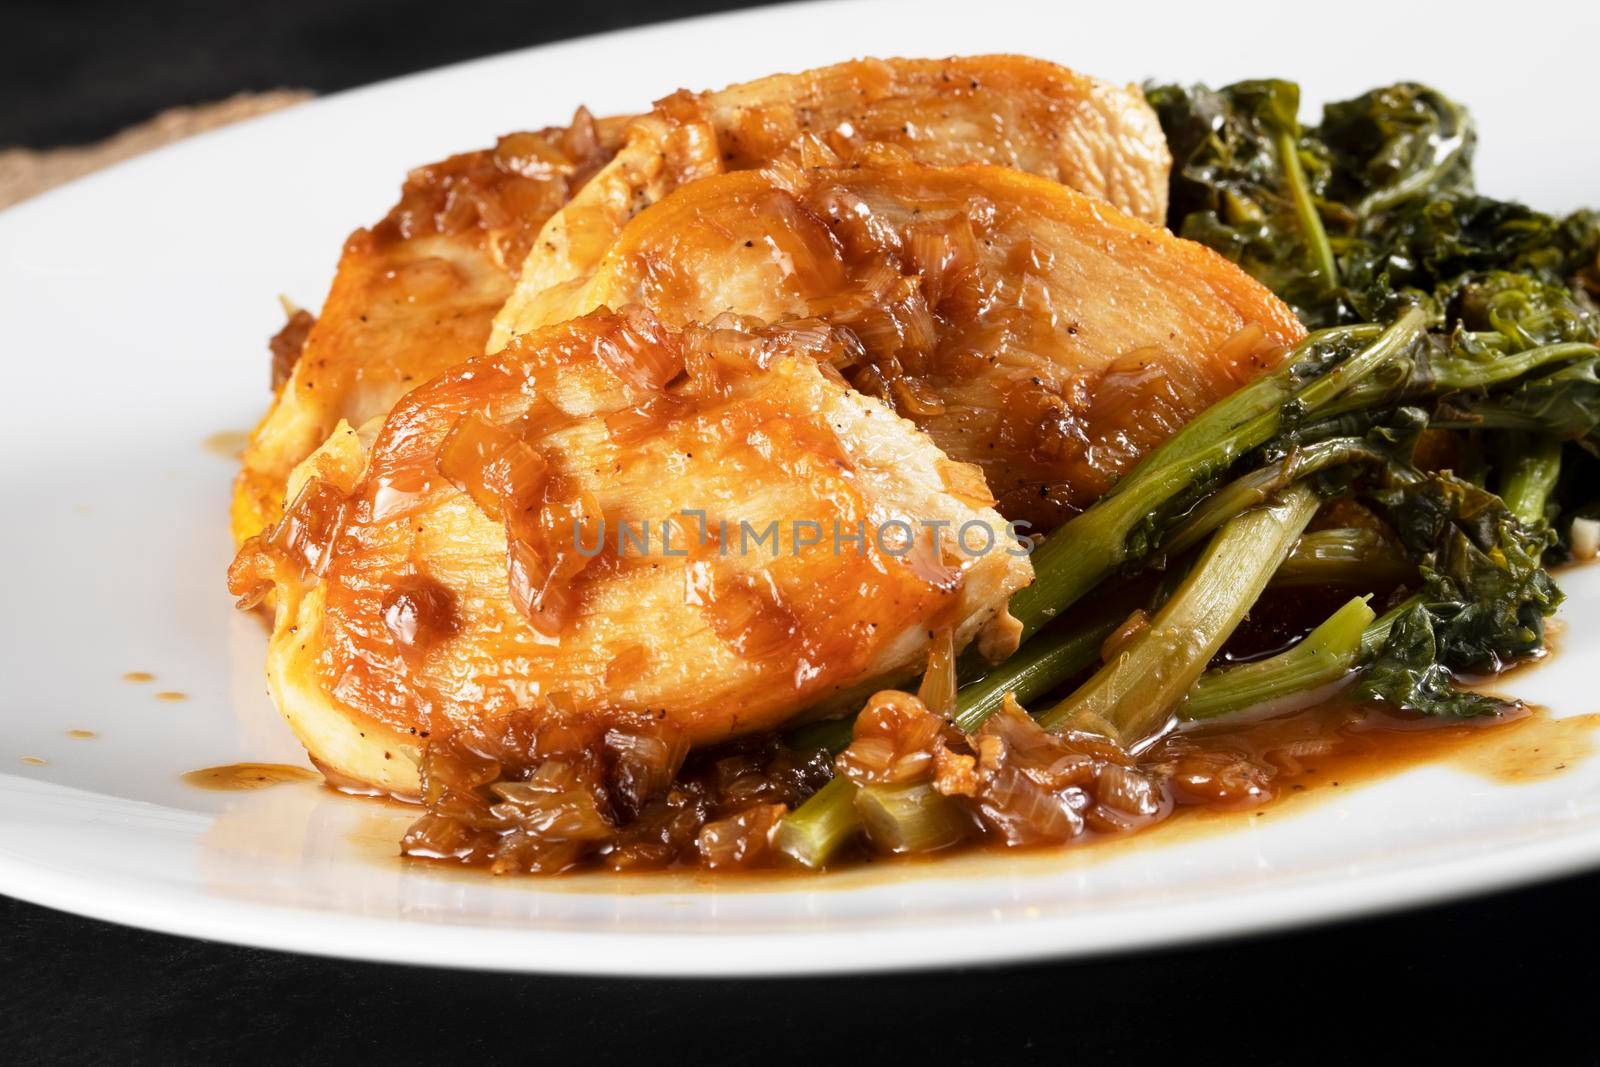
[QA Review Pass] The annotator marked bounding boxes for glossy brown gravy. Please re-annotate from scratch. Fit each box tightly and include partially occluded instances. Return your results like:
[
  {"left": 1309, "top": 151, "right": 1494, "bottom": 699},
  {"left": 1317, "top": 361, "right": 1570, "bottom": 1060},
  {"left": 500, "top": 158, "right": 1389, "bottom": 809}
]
[
  {"left": 335, "top": 698, "right": 1600, "bottom": 890},
  {"left": 784, "top": 703, "right": 1600, "bottom": 894},
  {"left": 182, "top": 763, "right": 321, "bottom": 791},
  {"left": 1169, "top": 700, "right": 1594, "bottom": 807},
  {"left": 882, "top": 702, "right": 1599, "bottom": 875},
  {"left": 879, "top": 703, "right": 1595, "bottom": 887},
  {"left": 1457, "top": 619, "right": 1562, "bottom": 691}
]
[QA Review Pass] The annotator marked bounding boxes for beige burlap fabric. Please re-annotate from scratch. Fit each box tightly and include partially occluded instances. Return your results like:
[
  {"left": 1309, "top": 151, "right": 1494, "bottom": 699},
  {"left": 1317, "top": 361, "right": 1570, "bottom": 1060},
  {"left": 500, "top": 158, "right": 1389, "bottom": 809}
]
[{"left": 0, "top": 89, "right": 312, "bottom": 210}]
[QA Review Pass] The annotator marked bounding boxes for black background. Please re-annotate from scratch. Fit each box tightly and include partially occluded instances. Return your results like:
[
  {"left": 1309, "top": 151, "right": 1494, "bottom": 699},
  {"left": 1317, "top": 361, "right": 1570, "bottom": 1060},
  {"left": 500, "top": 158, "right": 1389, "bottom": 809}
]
[
  {"left": 2, "top": 2, "right": 1596, "bottom": 1062},
  {"left": 0, "top": 0, "right": 800, "bottom": 148}
]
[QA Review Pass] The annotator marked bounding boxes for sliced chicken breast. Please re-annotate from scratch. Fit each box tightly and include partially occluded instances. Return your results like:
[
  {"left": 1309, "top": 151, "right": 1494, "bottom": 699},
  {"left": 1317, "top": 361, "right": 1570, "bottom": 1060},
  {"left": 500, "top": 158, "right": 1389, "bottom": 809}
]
[
  {"left": 231, "top": 117, "right": 630, "bottom": 544},
  {"left": 490, "top": 54, "right": 1169, "bottom": 348},
  {"left": 230, "top": 308, "right": 1032, "bottom": 794},
  {"left": 235, "top": 56, "right": 1170, "bottom": 546},
  {"left": 499, "top": 161, "right": 1306, "bottom": 530}
]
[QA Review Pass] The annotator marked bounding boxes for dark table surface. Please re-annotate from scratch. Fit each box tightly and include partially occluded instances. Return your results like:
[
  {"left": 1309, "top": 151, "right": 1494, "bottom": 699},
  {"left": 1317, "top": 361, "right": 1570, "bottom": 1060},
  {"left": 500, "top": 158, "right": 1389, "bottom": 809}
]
[
  {"left": 4, "top": 878, "right": 1594, "bottom": 1063},
  {"left": 3, "top": 2, "right": 1595, "bottom": 1062}
]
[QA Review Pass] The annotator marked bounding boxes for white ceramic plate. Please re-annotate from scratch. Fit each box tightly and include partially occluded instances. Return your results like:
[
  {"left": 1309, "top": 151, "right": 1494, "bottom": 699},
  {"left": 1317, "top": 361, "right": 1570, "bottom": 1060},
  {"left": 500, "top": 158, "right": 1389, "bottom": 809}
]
[{"left": 2, "top": 0, "right": 1598, "bottom": 976}]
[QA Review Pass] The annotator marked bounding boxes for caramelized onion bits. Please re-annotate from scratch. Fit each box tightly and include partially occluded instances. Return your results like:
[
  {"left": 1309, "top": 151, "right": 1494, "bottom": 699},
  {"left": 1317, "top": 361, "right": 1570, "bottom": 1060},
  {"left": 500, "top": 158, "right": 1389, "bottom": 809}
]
[
  {"left": 604, "top": 725, "right": 690, "bottom": 819},
  {"left": 400, "top": 683, "right": 1339, "bottom": 875},
  {"left": 1086, "top": 763, "right": 1167, "bottom": 833},
  {"left": 757, "top": 190, "right": 848, "bottom": 298},
  {"left": 400, "top": 674, "right": 1368, "bottom": 877},
  {"left": 961, "top": 702, "right": 1094, "bottom": 846},
  {"left": 380, "top": 110, "right": 614, "bottom": 270},
  {"left": 597, "top": 307, "right": 682, "bottom": 390},
  {"left": 436, "top": 412, "right": 602, "bottom": 637},
  {"left": 403, "top": 701, "right": 833, "bottom": 875},
  {"left": 834, "top": 691, "right": 1170, "bottom": 854},
  {"left": 436, "top": 412, "right": 548, "bottom": 522},
  {"left": 815, "top": 255, "right": 940, "bottom": 400},
  {"left": 486, "top": 764, "right": 615, "bottom": 874},
  {"left": 916, "top": 628, "right": 958, "bottom": 717},
  {"left": 602, "top": 393, "right": 690, "bottom": 446},
  {"left": 891, "top": 377, "right": 946, "bottom": 417},
  {"left": 676, "top": 314, "right": 835, "bottom": 399},
  {"left": 836, "top": 691, "right": 953, "bottom": 787},
  {"left": 603, "top": 790, "right": 713, "bottom": 872},
  {"left": 406, "top": 706, "right": 641, "bottom": 873},
  {"left": 1151, "top": 747, "right": 1276, "bottom": 810},
  {"left": 543, "top": 161, "right": 1302, "bottom": 536},
  {"left": 786, "top": 132, "right": 844, "bottom": 171},
  {"left": 226, "top": 475, "right": 349, "bottom": 607},
  {"left": 381, "top": 575, "right": 457, "bottom": 654},
  {"left": 276, "top": 478, "right": 348, "bottom": 579},
  {"left": 696, "top": 803, "right": 788, "bottom": 870},
  {"left": 504, "top": 488, "right": 604, "bottom": 636},
  {"left": 904, "top": 216, "right": 981, "bottom": 311},
  {"left": 224, "top": 542, "right": 279, "bottom": 612}
]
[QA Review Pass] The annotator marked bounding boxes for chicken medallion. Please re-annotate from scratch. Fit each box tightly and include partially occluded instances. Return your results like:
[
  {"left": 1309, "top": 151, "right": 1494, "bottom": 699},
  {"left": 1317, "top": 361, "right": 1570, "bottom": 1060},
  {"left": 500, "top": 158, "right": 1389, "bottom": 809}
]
[{"left": 231, "top": 308, "right": 1032, "bottom": 794}]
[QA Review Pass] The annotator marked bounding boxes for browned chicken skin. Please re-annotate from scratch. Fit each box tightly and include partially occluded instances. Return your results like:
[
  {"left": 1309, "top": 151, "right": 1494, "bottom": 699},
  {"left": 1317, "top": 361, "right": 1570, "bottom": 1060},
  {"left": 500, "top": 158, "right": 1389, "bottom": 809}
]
[
  {"left": 501, "top": 162, "right": 1305, "bottom": 530},
  {"left": 232, "top": 55, "right": 1170, "bottom": 545}
]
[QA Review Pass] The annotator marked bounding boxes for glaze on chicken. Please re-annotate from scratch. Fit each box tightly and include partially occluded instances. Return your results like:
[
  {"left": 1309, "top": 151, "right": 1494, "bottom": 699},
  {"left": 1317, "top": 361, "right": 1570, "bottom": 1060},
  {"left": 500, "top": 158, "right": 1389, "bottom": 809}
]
[
  {"left": 232, "top": 55, "right": 1169, "bottom": 546},
  {"left": 489, "top": 54, "right": 1170, "bottom": 350},
  {"left": 231, "top": 308, "right": 1032, "bottom": 794},
  {"left": 497, "top": 161, "right": 1304, "bottom": 529}
]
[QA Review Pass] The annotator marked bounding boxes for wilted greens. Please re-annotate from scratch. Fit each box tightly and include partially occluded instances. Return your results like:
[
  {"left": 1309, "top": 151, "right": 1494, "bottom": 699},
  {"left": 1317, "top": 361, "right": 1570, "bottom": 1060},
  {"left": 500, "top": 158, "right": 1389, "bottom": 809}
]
[
  {"left": 1146, "top": 76, "right": 1598, "bottom": 715},
  {"left": 776, "top": 79, "right": 1600, "bottom": 867},
  {"left": 1148, "top": 80, "right": 1600, "bottom": 331}
]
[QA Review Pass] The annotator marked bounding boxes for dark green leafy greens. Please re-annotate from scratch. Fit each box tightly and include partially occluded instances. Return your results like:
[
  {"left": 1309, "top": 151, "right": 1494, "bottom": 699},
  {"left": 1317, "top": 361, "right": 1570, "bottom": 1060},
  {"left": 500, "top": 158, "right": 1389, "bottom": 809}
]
[
  {"left": 1149, "top": 76, "right": 1600, "bottom": 717},
  {"left": 1147, "top": 79, "right": 1340, "bottom": 321},
  {"left": 1149, "top": 79, "right": 1600, "bottom": 333},
  {"left": 1436, "top": 357, "right": 1600, "bottom": 438},
  {"left": 1355, "top": 603, "right": 1504, "bottom": 718},
  {"left": 1316, "top": 83, "right": 1473, "bottom": 216},
  {"left": 1405, "top": 472, "right": 1562, "bottom": 664}
]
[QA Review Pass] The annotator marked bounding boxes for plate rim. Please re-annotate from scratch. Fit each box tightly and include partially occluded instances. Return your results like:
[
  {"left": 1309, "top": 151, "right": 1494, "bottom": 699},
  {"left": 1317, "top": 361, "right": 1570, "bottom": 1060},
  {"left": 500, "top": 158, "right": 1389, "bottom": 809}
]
[
  {"left": 4, "top": 0, "right": 1599, "bottom": 976},
  {"left": 4, "top": 810, "right": 1599, "bottom": 975}
]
